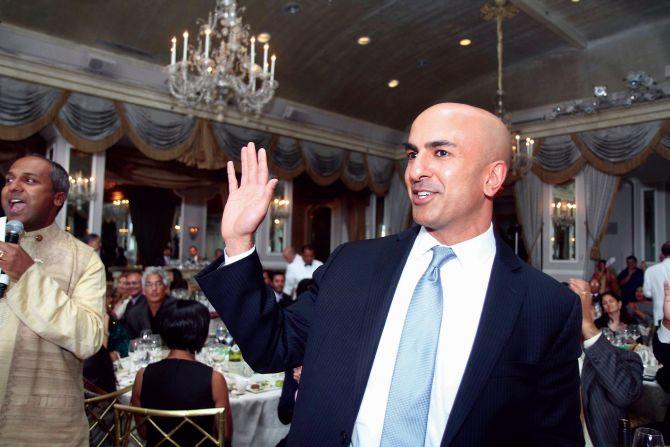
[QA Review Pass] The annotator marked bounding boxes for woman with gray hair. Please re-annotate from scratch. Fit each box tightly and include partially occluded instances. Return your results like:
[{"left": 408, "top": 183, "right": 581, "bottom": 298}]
[{"left": 123, "top": 266, "right": 175, "bottom": 339}]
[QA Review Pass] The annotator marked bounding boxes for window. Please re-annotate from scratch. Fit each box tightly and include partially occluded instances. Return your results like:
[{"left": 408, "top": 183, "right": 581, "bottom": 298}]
[
  {"left": 550, "top": 180, "right": 576, "bottom": 261},
  {"left": 267, "top": 180, "right": 291, "bottom": 253}
]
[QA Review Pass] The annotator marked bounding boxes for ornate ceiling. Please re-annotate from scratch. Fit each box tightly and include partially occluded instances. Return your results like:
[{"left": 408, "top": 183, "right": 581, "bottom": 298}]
[{"left": 0, "top": 0, "right": 669, "bottom": 130}]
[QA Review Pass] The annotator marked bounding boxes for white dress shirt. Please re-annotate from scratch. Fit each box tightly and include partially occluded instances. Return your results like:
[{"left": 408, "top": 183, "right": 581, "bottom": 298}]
[
  {"left": 283, "top": 257, "right": 323, "bottom": 297},
  {"left": 643, "top": 258, "right": 670, "bottom": 323},
  {"left": 351, "top": 224, "right": 496, "bottom": 446}
]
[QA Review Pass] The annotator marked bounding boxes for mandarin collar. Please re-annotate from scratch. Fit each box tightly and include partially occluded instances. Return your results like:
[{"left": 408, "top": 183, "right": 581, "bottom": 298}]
[{"left": 22, "top": 222, "right": 61, "bottom": 243}]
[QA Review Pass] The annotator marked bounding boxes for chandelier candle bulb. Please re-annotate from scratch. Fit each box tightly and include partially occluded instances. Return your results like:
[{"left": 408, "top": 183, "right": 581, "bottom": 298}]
[
  {"left": 171, "top": 37, "right": 177, "bottom": 65},
  {"left": 182, "top": 31, "right": 189, "bottom": 63},
  {"left": 270, "top": 54, "right": 276, "bottom": 82},
  {"left": 263, "top": 43, "right": 269, "bottom": 75},
  {"left": 204, "top": 28, "right": 211, "bottom": 58}
]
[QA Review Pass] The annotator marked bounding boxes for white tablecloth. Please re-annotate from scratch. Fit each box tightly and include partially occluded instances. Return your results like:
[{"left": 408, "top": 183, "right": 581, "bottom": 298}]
[{"left": 116, "top": 359, "right": 290, "bottom": 447}]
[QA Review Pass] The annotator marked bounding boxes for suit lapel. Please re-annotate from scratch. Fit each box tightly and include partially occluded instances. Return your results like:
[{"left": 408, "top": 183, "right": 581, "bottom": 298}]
[
  {"left": 441, "top": 238, "right": 525, "bottom": 446},
  {"left": 350, "top": 227, "right": 420, "bottom": 421}
]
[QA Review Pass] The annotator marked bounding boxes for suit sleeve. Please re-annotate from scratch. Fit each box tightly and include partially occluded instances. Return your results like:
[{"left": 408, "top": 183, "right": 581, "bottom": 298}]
[
  {"left": 6, "top": 254, "right": 106, "bottom": 359},
  {"left": 529, "top": 289, "right": 584, "bottom": 446},
  {"left": 196, "top": 244, "right": 344, "bottom": 373},
  {"left": 584, "top": 335, "right": 643, "bottom": 407}
]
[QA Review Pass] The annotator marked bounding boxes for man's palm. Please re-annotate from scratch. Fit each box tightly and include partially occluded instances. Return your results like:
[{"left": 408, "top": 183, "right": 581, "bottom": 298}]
[{"left": 220, "top": 143, "right": 277, "bottom": 254}]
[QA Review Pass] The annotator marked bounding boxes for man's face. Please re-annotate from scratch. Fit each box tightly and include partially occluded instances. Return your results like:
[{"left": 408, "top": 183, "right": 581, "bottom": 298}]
[
  {"left": 590, "top": 280, "right": 600, "bottom": 294},
  {"left": 282, "top": 247, "right": 295, "bottom": 263},
  {"left": 272, "top": 274, "right": 285, "bottom": 294},
  {"left": 404, "top": 106, "right": 507, "bottom": 239},
  {"left": 88, "top": 237, "right": 101, "bottom": 251},
  {"left": 302, "top": 248, "right": 315, "bottom": 265},
  {"left": 627, "top": 258, "right": 637, "bottom": 270},
  {"left": 189, "top": 246, "right": 198, "bottom": 256},
  {"left": 126, "top": 272, "right": 143, "bottom": 296},
  {"left": 144, "top": 273, "right": 167, "bottom": 304},
  {"left": 1, "top": 157, "right": 66, "bottom": 231}
]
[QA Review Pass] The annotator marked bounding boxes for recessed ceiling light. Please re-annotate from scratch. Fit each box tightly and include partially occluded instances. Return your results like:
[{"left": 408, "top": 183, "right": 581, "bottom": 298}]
[
  {"left": 357, "top": 36, "right": 371, "bottom": 45},
  {"left": 387, "top": 79, "right": 399, "bottom": 88},
  {"left": 257, "top": 33, "right": 271, "bottom": 43},
  {"left": 284, "top": 2, "right": 302, "bottom": 14},
  {"left": 571, "top": 0, "right": 580, "bottom": 2},
  {"left": 459, "top": 38, "right": 472, "bottom": 46}
]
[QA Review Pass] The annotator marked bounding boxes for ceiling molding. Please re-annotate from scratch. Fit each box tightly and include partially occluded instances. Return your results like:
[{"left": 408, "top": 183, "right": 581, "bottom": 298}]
[
  {"left": 513, "top": 98, "right": 670, "bottom": 137},
  {"left": 0, "top": 51, "right": 405, "bottom": 160},
  {"left": 511, "top": 0, "right": 588, "bottom": 49}
]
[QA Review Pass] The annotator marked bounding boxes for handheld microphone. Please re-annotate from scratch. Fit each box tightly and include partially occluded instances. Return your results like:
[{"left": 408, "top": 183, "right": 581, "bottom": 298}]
[{"left": 0, "top": 220, "right": 25, "bottom": 298}]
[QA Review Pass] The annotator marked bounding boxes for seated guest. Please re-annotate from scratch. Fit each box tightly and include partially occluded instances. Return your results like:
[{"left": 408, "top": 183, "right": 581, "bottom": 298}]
[
  {"left": 83, "top": 346, "right": 117, "bottom": 394},
  {"left": 123, "top": 267, "right": 175, "bottom": 339},
  {"left": 117, "top": 270, "right": 145, "bottom": 320},
  {"left": 595, "top": 291, "right": 635, "bottom": 332},
  {"left": 105, "top": 285, "right": 130, "bottom": 360},
  {"left": 188, "top": 245, "right": 202, "bottom": 263},
  {"left": 167, "top": 268, "right": 189, "bottom": 295},
  {"left": 569, "top": 279, "right": 643, "bottom": 447},
  {"left": 131, "top": 301, "right": 232, "bottom": 447},
  {"left": 154, "top": 246, "right": 172, "bottom": 266},
  {"left": 295, "top": 278, "right": 316, "bottom": 298},
  {"left": 592, "top": 259, "right": 618, "bottom": 295},
  {"left": 628, "top": 285, "right": 654, "bottom": 327},
  {"left": 618, "top": 255, "right": 645, "bottom": 304},
  {"left": 270, "top": 272, "right": 293, "bottom": 308},
  {"left": 262, "top": 270, "right": 271, "bottom": 285}
]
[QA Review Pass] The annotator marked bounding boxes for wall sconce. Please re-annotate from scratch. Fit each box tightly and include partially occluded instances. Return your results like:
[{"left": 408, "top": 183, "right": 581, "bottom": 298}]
[
  {"left": 271, "top": 198, "right": 290, "bottom": 219},
  {"left": 188, "top": 226, "right": 200, "bottom": 240}
]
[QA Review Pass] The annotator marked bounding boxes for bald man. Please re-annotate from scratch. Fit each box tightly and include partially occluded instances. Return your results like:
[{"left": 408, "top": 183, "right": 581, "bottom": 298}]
[{"left": 196, "top": 103, "right": 583, "bottom": 446}]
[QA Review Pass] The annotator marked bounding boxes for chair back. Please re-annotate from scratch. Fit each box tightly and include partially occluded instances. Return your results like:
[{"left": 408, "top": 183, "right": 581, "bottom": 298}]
[
  {"left": 113, "top": 403, "right": 226, "bottom": 446},
  {"left": 85, "top": 385, "right": 133, "bottom": 447}
]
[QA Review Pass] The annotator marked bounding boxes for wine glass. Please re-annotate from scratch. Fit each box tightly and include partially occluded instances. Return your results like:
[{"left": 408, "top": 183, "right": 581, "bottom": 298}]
[
  {"left": 633, "top": 427, "right": 665, "bottom": 447},
  {"left": 215, "top": 324, "right": 226, "bottom": 344},
  {"left": 224, "top": 331, "right": 234, "bottom": 347}
]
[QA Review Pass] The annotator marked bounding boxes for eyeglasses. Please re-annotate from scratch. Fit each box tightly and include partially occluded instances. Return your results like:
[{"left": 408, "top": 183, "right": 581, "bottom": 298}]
[
  {"left": 144, "top": 281, "right": 166, "bottom": 289},
  {"left": 126, "top": 281, "right": 141, "bottom": 286}
]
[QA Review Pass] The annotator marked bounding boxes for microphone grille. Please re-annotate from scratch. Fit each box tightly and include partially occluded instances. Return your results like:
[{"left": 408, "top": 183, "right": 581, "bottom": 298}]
[{"left": 6, "top": 220, "right": 24, "bottom": 234}]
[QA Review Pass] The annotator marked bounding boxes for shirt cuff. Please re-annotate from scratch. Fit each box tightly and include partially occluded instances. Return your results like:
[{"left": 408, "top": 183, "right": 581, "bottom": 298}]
[
  {"left": 223, "top": 246, "right": 256, "bottom": 265},
  {"left": 583, "top": 332, "right": 601, "bottom": 350},
  {"left": 658, "top": 323, "right": 670, "bottom": 343}
]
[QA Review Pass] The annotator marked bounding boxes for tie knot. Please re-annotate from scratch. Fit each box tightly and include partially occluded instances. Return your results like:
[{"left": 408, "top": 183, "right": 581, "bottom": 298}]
[{"left": 429, "top": 246, "right": 455, "bottom": 271}]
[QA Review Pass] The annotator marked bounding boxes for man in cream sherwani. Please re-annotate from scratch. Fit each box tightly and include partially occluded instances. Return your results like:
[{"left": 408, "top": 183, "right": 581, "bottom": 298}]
[{"left": 0, "top": 155, "right": 105, "bottom": 446}]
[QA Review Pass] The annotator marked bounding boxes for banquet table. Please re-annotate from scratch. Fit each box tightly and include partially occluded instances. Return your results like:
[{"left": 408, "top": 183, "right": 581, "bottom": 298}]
[{"left": 115, "top": 357, "right": 290, "bottom": 447}]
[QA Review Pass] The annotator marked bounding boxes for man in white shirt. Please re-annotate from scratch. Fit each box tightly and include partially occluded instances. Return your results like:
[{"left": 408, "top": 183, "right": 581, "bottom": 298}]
[
  {"left": 196, "top": 103, "right": 582, "bottom": 446},
  {"left": 283, "top": 245, "right": 323, "bottom": 297},
  {"left": 644, "top": 241, "right": 670, "bottom": 324}
]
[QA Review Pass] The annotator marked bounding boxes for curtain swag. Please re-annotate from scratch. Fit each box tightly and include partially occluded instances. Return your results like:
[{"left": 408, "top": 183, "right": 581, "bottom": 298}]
[{"left": 0, "top": 76, "right": 397, "bottom": 196}]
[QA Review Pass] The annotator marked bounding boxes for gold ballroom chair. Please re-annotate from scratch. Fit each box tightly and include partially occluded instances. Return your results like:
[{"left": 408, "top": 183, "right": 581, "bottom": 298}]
[
  {"left": 85, "top": 385, "right": 134, "bottom": 447},
  {"left": 113, "top": 404, "right": 226, "bottom": 446}
]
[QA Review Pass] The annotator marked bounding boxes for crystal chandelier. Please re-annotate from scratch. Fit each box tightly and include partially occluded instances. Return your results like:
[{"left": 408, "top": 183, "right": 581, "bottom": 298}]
[
  {"left": 481, "top": 0, "right": 534, "bottom": 178},
  {"left": 68, "top": 172, "right": 95, "bottom": 210},
  {"left": 551, "top": 200, "right": 576, "bottom": 229},
  {"left": 167, "top": 0, "right": 278, "bottom": 115}
]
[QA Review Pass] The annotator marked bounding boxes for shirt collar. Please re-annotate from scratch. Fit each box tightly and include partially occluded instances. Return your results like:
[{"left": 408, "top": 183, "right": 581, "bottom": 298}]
[{"left": 415, "top": 223, "right": 496, "bottom": 268}]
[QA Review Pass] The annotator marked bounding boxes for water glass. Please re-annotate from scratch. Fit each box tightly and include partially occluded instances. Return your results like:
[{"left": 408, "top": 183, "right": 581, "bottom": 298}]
[{"left": 633, "top": 427, "right": 665, "bottom": 447}]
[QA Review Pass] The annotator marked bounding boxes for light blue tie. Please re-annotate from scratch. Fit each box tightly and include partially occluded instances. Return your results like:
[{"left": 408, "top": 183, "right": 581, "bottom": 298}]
[{"left": 380, "top": 245, "right": 456, "bottom": 446}]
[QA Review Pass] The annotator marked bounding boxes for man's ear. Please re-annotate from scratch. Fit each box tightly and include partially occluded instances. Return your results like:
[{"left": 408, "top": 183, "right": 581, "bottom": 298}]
[
  {"left": 54, "top": 192, "right": 66, "bottom": 208},
  {"left": 483, "top": 160, "right": 507, "bottom": 198}
]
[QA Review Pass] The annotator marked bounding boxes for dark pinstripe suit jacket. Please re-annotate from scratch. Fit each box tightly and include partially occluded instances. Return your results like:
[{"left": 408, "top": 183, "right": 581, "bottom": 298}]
[
  {"left": 581, "top": 335, "right": 643, "bottom": 446},
  {"left": 196, "top": 227, "right": 583, "bottom": 446}
]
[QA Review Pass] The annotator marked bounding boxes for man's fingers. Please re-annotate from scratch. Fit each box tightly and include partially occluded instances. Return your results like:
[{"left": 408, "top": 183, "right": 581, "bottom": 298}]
[
  {"left": 248, "top": 142, "right": 258, "bottom": 184},
  {"left": 258, "top": 148, "right": 269, "bottom": 184},
  {"left": 227, "top": 161, "right": 238, "bottom": 191},
  {"left": 264, "top": 178, "right": 279, "bottom": 200},
  {"left": 240, "top": 145, "right": 248, "bottom": 187}
]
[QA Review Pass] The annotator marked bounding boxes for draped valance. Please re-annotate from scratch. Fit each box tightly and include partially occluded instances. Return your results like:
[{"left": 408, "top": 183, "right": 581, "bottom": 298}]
[
  {"left": 532, "top": 118, "right": 670, "bottom": 184},
  {"left": 0, "top": 76, "right": 398, "bottom": 196}
]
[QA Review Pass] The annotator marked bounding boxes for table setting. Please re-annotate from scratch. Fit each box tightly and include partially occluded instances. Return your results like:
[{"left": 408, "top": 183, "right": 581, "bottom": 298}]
[{"left": 114, "top": 328, "right": 290, "bottom": 446}]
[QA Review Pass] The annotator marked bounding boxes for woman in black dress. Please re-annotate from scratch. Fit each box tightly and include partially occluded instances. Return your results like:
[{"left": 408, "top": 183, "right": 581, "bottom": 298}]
[{"left": 131, "top": 300, "right": 232, "bottom": 446}]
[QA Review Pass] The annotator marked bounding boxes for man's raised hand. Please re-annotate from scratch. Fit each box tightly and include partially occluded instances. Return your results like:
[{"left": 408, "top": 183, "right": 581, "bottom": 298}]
[{"left": 221, "top": 143, "right": 278, "bottom": 256}]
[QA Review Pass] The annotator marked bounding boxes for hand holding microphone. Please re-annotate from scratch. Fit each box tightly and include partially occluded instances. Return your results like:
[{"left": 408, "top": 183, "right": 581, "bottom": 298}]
[{"left": 0, "top": 220, "right": 32, "bottom": 298}]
